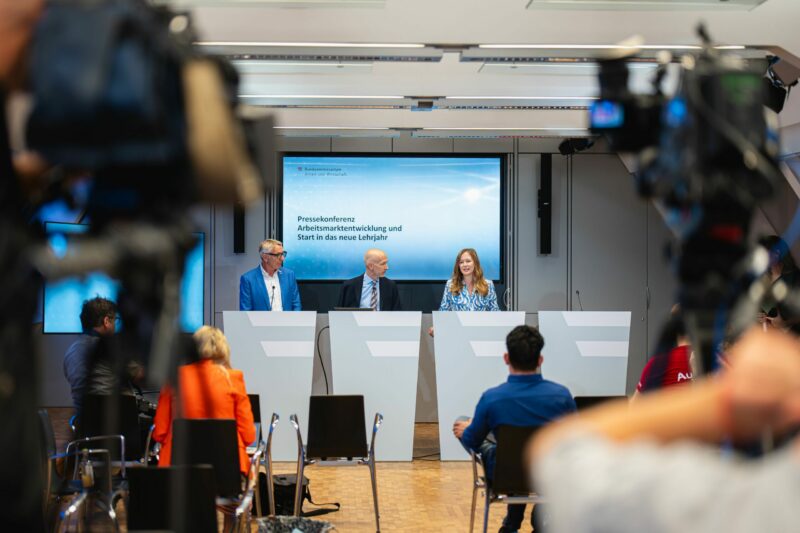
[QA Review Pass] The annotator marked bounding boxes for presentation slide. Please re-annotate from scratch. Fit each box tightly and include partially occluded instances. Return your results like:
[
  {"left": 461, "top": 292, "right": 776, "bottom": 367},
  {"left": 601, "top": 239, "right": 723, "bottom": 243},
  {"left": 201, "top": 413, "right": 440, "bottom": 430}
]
[
  {"left": 282, "top": 155, "right": 503, "bottom": 281},
  {"left": 43, "top": 222, "right": 205, "bottom": 334}
]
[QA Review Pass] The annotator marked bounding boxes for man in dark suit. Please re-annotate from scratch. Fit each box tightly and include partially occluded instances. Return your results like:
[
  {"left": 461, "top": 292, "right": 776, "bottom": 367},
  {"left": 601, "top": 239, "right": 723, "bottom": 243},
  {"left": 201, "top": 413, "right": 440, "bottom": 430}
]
[
  {"left": 337, "top": 248, "right": 402, "bottom": 311},
  {"left": 239, "top": 239, "right": 302, "bottom": 311}
]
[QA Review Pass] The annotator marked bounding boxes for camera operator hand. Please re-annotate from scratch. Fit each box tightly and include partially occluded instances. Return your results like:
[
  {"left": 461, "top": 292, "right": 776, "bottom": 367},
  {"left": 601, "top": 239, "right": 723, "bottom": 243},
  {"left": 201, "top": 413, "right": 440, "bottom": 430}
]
[{"left": 724, "top": 328, "right": 800, "bottom": 440}]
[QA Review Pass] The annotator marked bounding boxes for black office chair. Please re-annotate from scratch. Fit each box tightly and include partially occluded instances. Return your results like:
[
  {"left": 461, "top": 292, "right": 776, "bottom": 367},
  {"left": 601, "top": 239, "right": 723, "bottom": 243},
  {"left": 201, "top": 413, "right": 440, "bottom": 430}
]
[
  {"left": 38, "top": 409, "right": 122, "bottom": 531},
  {"left": 38, "top": 409, "right": 84, "bottom": 529},
  {"left": 76, "top": 393, "right": 145, "bottom": 465},
  {"left": 171, "top": 418, "right": 264, "bottom": 532},
  {"left": 126, "top": 465, "right": 218, "bottom": 533},
  {"left": 172, "top": 418, "right": 242, "bottom": 498},
  {"left": 574, "top": 396, "right": 625, "bottom": 411},
  {"left": 290, "top": 395, "right": 383, "bottom": 532},
  {"left": 255, "top": 412, "right": 280, "bottom": 518},
  {"left": 469, "top": 425, "right": 544, "bottom": 533},
  {"left": 249, "top": 393, "right": 262, "bottom": 425}
]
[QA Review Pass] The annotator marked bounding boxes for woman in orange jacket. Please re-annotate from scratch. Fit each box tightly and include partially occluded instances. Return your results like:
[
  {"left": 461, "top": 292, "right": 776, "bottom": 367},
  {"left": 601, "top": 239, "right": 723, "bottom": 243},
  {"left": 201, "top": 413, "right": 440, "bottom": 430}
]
[{"left": 153, "top": 325, "right": 256, "bottom": 474}]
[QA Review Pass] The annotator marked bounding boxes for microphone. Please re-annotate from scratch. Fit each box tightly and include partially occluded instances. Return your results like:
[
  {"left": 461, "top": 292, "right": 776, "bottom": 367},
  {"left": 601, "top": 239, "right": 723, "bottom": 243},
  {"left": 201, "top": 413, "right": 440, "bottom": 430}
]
[
  {"left": 575, "top": 290, "right": 584, "bottom": 311},
  {"left": 270, "top": 285, "right": 276, "bottom": 309}
]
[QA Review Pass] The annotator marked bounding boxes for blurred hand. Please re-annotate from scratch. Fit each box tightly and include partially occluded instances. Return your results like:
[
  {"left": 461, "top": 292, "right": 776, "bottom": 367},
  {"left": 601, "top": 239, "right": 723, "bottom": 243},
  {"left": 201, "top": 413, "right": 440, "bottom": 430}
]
[
  {"left": 452, "top": 419, "right": 471, "bottom": 439},
  {"left": 428, "top": 326, "right": 434, "bottom": 337},
  {"left": 724, "top": 328, "right": 800, "bottom": 438}
]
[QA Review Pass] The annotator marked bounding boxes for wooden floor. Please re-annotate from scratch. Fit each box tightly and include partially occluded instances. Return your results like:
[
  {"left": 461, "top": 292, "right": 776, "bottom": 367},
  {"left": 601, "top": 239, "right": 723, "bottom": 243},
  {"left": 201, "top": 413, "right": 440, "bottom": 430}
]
[{"left": 48, "top": 409, "right": 533, "bottom": 532}]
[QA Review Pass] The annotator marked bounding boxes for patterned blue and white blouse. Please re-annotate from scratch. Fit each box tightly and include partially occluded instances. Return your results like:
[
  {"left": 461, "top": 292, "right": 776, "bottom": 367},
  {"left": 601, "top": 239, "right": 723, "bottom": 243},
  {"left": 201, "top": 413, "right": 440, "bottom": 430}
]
[{"left": 439, "top": 279, "right": 500, "bottom": 311}]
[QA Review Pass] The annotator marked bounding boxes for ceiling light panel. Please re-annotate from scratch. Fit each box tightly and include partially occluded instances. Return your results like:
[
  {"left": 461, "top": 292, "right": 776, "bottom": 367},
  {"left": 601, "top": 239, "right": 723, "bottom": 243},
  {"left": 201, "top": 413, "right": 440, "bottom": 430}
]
[
  {"left": 412, "top": 127, "right": 592, "bottom": 139},
  {"left": 477, "top": 62, "right": 658, "bottom": 76},
  {"left": 167, "top": 0, "right": 384, "bottom": 7},
  {"left": 525, "top": 0, "right": 767, "bottom": 10},
  {"left": 196, "top": 43, "right": 441, "bottom": 62},
  {"left": 443, "top": 96, "right": 596, "bottom": 109},
  {"left": 232, "top": 60, "right": 373, "bottom": 75},
  {"left": 238, "top": 95, "right": 410, "bottom": 107},
  {"left": 274, "top": 126, "right": 399, "bottom": 138}
]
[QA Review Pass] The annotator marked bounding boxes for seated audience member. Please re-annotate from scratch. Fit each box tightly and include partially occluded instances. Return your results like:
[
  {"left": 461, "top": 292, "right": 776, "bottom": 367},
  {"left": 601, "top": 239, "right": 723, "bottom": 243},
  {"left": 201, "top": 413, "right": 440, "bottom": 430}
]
[
  {"left": 631, "top": 309, "right": 693, "bottom": 401},
  {"left": 153, "top": 325, "right": 255, "bottom": 474},
  {"left": 337, "top": 248, "right": 402, "bottom": 311},
  {"left": 454, "top": 325, "right": 576, "bottom": 532},
  {"left": 63, "top": 297, "right": 142, "bottom": 416},
  {"left": 528, "top": 328, "right": 800, "bottom": 533}
]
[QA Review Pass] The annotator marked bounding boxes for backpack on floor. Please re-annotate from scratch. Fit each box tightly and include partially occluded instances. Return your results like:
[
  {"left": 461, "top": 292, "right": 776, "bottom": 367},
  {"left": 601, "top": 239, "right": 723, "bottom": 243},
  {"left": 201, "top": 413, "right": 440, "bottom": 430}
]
[{"left": 258, "top": 473, "right": 340, "bottom": 518}]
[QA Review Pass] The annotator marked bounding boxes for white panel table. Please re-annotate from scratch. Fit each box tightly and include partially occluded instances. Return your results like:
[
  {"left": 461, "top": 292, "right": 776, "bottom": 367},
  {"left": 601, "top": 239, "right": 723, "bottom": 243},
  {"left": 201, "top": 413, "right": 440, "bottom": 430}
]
[
  {"left": 537, "top": 311, "right": 630, "bottom": 396},
  {"left": 433, "top": 311, "right": 526, "bottom": 460},
  {"left": 223, "top": 311, "right": 317, "bottom": 461},
  {"left": 328, "top": 311, "right": 422, "bottom": 461}
]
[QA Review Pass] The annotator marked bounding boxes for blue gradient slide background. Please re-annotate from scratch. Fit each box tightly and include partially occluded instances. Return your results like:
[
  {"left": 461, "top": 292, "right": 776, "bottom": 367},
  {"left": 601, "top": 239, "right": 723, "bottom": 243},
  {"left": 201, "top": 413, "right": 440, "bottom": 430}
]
[
  {"left": 43, "top": 222, "right": 205, "bottom": 333},
  {"left": 283, "top": 156, "right": 502, "bottom": 280}
]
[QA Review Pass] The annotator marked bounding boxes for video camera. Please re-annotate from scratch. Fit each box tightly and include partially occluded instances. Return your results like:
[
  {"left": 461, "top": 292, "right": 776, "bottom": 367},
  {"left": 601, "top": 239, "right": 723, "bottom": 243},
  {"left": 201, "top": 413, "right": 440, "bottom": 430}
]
[
  {"left": 590, "top": 33, "right": 781, "bottom": 207},
  {"left": 589, "top": 26, "right": 787, "bottom": 374}
]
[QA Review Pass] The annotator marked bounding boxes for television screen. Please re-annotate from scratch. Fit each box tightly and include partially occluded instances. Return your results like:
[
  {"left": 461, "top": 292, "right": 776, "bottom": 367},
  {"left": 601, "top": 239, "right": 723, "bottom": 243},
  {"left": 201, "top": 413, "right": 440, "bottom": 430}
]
[
  {"left": 43, "top": 222, "right": 205, "bottom": 333},
  {"left": 282, "top": 154, "right": 503, "bottom": 281}
]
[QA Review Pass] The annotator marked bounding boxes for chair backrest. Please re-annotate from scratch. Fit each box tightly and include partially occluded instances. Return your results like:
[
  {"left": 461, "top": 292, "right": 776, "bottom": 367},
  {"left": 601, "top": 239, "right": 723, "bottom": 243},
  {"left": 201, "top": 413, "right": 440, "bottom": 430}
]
[
  {"left": 79, "top": 393, "right": 142, "bottom": 460},
  {"left": 492, "top": 425, "right": 540, "bottom": 496},
  {"left": 171, "top": 418, "right": 241, "bottom": 498},
  {"left": 248, "top": 393, "right": 261, "bottom": 424},
  {"left": 574, "top": 396, "right": 624, "bottom": 411},
  {"left": 127, "top": 465, "right": 217, "bottom": 533},
  {"left": 306, "top": 395, "right": 368, "bottom": 459},
  {"left": 37, "top": 409, "right": 57, "bottom": 459}
]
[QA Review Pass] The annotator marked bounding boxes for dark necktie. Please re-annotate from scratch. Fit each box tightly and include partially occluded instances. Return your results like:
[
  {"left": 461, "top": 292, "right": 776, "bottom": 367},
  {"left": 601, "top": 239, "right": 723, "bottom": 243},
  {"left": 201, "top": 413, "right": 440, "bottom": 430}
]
[{"left": 370, "top": 280, "right": 378, "bottom": 311}]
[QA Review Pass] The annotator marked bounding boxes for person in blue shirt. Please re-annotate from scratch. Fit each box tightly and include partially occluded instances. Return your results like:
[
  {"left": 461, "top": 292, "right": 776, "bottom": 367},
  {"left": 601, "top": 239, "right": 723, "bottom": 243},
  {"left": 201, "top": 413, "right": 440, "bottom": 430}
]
[
  {"left": 453, "top": 325, "right": 576, "bottom": 533},
  {"left": 239, "top": 239, "right": 302, "bottom": 311},
  {"left": 439, "top": 248, "right": 499, "bottom": 312}
]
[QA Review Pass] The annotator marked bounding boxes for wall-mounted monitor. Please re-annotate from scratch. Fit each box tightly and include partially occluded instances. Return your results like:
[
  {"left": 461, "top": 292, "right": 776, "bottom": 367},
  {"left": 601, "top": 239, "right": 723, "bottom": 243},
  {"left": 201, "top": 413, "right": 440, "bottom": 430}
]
[
  {"left": 281, "top": 154, "right": 504, "bottom": 281},
  {"left": 43, "top": 222, "right": 205, "bottom": 334}
]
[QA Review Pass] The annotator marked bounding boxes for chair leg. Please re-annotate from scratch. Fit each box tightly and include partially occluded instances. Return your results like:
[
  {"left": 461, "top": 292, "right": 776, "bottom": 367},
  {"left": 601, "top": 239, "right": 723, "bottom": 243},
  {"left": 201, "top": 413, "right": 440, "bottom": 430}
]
[
  {"left": 482, "top": 489, "right": 491, "bottom": 533},
  {"left": 105, "top": 498, "right": 120, "bottom": 533},
  {"left": 293, "top": 459, "right": 305, "bottom": 517},
  {"left": 368, "top": 457, "right": 380, "bottom": 532},
  {"left": 254, "top": 466, "right": 262, "bottom": 517},
  {"left": 469, "top": 485, "right": 479, "bottom": 533},
  {"left": 265, "top": 455, "right": 276, "bottom": 516},
  {"left": 227, "top": 512, "right": 239, "bottom": 533}
]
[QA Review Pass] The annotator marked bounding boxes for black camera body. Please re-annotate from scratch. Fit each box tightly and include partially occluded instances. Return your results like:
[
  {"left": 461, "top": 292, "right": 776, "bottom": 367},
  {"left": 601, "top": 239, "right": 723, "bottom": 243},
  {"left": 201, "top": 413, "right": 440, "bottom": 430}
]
[{"left": 591, "top": 50, "right": 780, "bottom": 209}]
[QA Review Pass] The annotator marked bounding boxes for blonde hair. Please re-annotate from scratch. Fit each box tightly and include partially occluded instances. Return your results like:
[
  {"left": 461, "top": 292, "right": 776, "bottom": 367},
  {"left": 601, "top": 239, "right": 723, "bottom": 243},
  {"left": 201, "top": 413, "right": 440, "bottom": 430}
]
[
  {"left": 450, "top": 248, "right": 489, "bottom": 296},
  {"left": 193, "top": 325, "right": 231, "bottom": 368}
]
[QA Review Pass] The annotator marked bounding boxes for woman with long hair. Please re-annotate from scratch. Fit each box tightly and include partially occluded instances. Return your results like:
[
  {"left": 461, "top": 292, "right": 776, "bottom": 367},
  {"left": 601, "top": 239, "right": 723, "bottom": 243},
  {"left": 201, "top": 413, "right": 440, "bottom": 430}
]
[
  {"left": 439, "top": 248, "right": 500, "bottom": 312},
  {"left": 152, "top": 325, "right": 255, "bottom": 474}
]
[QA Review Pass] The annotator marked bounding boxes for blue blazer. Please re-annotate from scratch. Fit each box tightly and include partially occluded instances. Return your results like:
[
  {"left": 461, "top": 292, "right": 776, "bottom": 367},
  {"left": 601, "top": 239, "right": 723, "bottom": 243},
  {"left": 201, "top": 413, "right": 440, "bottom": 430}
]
[{"left": 239, "top": 266, "right": 302, "bottom": 311}]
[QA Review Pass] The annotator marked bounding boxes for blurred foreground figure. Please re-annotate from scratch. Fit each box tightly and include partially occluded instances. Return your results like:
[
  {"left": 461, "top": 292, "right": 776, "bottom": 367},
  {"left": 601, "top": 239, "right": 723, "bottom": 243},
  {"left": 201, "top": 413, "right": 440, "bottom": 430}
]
[
  {"left": 0, "top": 1, "right": 45, "bottom": 530},
  {"left": 529, "top": 328, "right": 800, "bottom": 533}
]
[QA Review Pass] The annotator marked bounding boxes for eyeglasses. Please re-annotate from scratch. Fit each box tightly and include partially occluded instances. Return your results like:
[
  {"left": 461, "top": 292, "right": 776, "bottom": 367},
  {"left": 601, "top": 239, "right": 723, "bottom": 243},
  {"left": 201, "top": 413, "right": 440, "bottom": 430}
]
[{"left": 262, "top": 251, "right": 288, "bottom": 258}]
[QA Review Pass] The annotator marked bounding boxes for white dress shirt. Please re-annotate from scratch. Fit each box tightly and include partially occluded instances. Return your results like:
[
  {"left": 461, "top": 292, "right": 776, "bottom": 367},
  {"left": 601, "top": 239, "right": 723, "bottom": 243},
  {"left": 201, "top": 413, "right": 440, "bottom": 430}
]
[{"left": 261, "top": 266, "right": 283, "bottom": 311}]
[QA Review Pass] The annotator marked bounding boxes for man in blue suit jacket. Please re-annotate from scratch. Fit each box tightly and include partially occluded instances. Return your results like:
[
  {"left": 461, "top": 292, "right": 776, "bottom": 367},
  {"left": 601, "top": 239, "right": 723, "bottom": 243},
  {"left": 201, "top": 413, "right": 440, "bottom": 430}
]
[{"left": 239, "top": 239, "right": 302, "bottom": 311}]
